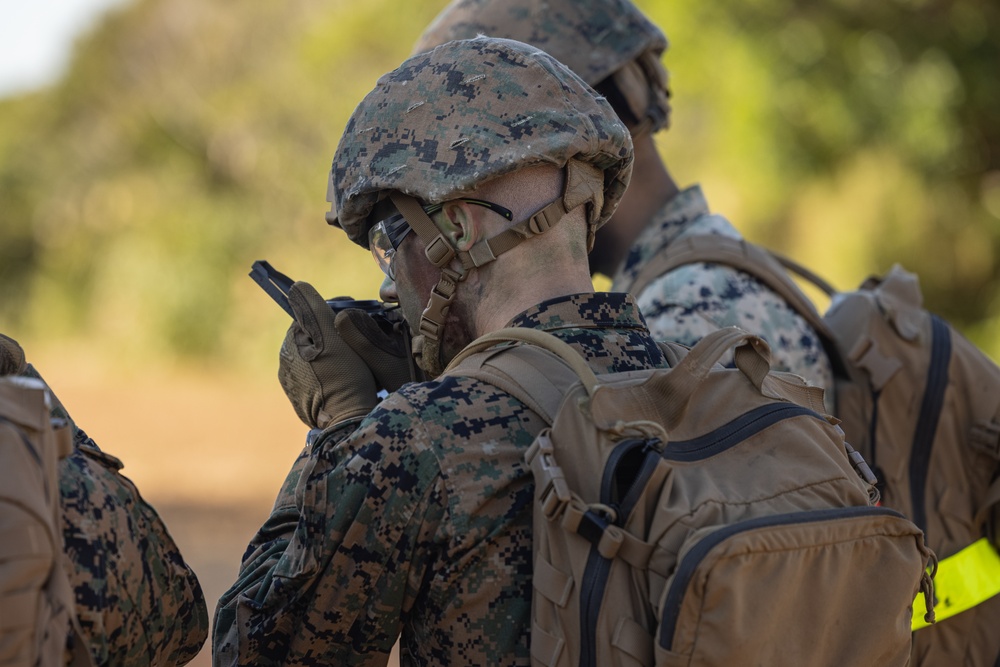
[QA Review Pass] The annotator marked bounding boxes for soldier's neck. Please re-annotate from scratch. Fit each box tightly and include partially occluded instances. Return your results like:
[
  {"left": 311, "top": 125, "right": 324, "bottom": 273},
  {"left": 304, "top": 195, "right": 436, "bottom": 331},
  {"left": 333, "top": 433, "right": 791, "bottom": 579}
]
[{"left": 467, "top": 256, "right": 595, "bottom": 337}]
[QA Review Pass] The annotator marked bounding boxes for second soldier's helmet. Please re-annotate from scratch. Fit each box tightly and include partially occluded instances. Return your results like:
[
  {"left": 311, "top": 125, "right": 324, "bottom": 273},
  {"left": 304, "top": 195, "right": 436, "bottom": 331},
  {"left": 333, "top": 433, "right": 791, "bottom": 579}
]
[
  {"left": 413, "top": 0, "right": 671, "bottom": 135},
  {"left": 328, "top": 36, "right": 634, "bottom": 252}
]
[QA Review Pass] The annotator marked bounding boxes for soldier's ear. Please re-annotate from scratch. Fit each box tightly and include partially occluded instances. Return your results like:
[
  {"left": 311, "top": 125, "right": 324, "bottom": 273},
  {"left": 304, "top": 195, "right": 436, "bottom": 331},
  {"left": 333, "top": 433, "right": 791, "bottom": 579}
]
[{"left": 433, "top": 201, "right": 482, "bottom": 252}]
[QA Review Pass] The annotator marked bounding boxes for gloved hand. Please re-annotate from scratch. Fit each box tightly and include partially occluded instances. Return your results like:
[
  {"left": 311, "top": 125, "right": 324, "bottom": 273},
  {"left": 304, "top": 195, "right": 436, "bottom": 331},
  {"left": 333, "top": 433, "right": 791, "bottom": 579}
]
[
  {"left": 0, "top": 334, "right": 26, "bottom": 376},
  {"left": 279, "top": 281, "right": 379, "bottom": 430},
  {"left": 335, "top": 308, "right": 413, "bottom": 393}
]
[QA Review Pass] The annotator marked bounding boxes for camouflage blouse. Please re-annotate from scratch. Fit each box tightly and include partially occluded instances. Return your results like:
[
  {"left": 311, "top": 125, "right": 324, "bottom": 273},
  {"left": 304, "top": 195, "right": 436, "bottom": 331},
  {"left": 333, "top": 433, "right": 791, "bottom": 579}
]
[
  {"left": 611, "top": 185, "right": 833, "bottom": 393},
  {"left": 213, "top": 293, "right": 668, "bottom": 667},
  {"left": 60, "top": 432, "right": 209, "bottom": 666},
  {"left": 21, "top": 362, "right": 209, "bottom": 666}
]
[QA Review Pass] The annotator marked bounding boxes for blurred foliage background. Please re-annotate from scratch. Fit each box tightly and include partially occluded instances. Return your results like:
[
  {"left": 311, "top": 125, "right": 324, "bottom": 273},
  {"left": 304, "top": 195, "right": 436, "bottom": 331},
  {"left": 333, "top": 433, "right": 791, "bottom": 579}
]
[
  {"left": 2, "top": 2, "right": 997, "bottom": 662},
  {"left": 2, "top": 0, "right": 1000, "bottom": 372}
]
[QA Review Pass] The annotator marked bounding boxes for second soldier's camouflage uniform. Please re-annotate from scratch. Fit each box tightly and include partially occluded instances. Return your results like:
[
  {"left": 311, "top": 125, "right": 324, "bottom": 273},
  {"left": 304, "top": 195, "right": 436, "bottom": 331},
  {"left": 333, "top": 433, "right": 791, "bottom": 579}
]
[
  {"left": 611, "top": 185, "right": 834, "bottom": 391},
  {"left": 59, "top": 431, "right": 209, "bottom": 665},
  {"left": 213, "top": 293, "right": 668, "bottom": 666},
  {"left": 21, "top": 361, "right": 209, "bottom": 666}
]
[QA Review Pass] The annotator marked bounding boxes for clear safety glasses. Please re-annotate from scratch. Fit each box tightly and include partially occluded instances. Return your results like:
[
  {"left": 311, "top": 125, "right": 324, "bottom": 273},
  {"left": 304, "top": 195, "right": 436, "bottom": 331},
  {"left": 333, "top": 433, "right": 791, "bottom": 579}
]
[
  {"left": 368, "top": 198, "right": 514, "bottom": 280},
  {"left": 369, "top": 213, "right": 412, "bottom": 281}
]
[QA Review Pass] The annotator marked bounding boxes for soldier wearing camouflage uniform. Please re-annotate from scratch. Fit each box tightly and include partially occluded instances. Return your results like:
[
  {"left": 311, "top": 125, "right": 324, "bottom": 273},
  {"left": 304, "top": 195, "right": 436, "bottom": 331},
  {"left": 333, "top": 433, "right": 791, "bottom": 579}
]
[
  {"left": 212, "top": 37, "right": 670, "bottom": 666},
  {"left": 415, "top": 0, "right": 833, "bottom": 392},
  {"left": 0, "top": 334, "right": 208, "bottom": 666}
]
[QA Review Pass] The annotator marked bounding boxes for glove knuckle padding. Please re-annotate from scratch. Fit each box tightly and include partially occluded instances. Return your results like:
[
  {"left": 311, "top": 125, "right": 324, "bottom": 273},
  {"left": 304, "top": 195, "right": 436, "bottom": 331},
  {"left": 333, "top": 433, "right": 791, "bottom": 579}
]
[
  {"left": 336, "top": 310, "right": 412, "bottom": 393},
  {"left": 337, "top": 310, "right": 397, "bottom": 355},
  {"left": 279, "top": 282, "right": 379, "bottom": 429}
]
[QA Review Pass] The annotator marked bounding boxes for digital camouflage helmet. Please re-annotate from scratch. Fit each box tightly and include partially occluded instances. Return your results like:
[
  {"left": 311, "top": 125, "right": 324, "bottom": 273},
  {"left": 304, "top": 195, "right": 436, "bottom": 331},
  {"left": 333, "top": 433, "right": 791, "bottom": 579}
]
[
  {"left": 413, "top": 0, "right": 671, "bottom": 136},
  {"left": 327, "top": 36, "right": 633, "bottom": 375}
]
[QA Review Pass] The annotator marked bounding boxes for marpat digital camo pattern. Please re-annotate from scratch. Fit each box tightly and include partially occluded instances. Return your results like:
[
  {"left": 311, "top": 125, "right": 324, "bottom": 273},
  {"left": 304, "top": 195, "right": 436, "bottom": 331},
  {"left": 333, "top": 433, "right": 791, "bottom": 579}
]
[
  {"left": 413, "top": 0, "right": 671, "bottom": 134},
  {"left": 60, "top": 435, "right": 209, "bottom": 665},
  {"left": 21, "top": 364, "right": 209, "bottom": 666},
  {"left": 414, "top": 0, "right": 667, "bottom": 93},
  {"left": 213, "top": 293, "right": 669, "bottom": 667},
  {"left": 613, "top": 186, "right": 834, "bottom": 392},
  {"left": 329, "top": 37, "right": 632, "bottom": 249}
]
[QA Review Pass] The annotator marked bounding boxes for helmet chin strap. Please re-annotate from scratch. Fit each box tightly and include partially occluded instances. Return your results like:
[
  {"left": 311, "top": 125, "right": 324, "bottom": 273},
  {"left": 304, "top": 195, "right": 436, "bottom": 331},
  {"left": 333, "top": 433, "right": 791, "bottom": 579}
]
[
  {"left": 388, "top": 191, "right": 462, "bottom": 377},
  {"left": 387, "top": 160, "right": 604, "bottom": 376}
]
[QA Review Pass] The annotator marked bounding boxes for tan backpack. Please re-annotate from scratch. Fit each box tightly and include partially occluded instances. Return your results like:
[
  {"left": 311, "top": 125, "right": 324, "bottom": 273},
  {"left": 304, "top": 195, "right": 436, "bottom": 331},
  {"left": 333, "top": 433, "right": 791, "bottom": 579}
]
[
  {"left": 446, "top": 326, "right": 934, "bottom": 667},
  {"left": 0, "top": 377, "right": 94, "bottom": 667},
  {"left": 628, "top": 234, "right": 1000, "bottom": 664}
]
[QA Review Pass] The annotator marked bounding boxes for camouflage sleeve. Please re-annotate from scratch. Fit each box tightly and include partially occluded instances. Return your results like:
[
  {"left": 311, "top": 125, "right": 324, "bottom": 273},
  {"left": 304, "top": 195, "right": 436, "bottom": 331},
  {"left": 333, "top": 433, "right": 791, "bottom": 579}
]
[
  {"left": 19, "top": 363, "right": 209, "bottom": 665},
  {"left": 61, "top": 441, "right": 210, "bottom": 666},
  {"left": 213, "top": 402, "right": 449, "bottom": 667}
]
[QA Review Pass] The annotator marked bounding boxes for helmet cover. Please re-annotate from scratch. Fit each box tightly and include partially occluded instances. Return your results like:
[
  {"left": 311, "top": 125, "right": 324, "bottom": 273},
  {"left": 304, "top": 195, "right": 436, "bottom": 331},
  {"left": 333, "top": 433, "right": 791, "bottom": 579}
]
[{"left": 329, "top": 36, "right": 633, "bottom": 248}]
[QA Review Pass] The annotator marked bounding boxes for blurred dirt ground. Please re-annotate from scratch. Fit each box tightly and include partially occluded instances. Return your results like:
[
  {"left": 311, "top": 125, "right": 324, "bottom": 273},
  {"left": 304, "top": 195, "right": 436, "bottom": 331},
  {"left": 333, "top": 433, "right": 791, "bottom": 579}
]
[{"left": 29, "top": 349, "right": 401, "bottom": 666}]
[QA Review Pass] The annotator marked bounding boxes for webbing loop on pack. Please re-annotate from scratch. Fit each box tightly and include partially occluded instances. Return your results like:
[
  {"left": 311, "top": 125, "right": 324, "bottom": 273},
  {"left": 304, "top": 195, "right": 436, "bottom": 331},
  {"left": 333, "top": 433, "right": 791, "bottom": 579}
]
[
  {"left": 912, "top": 538, "right": 1000, "bottom": 630},
  {"left": 569, "top": 507, "right": 626, "bottom": 559}
]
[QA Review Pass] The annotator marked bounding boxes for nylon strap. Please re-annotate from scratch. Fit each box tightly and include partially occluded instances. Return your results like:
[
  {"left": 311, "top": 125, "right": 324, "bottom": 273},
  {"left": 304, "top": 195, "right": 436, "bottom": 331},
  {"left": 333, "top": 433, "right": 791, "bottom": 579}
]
[
  {"left": 389, "top": 192, "right": 455, "bottom": 269},
  {"left": 613, "top": 617, "right": 655, "bottom": 667},
  {"left": 447, "top": 327, "right": 599, "bottom": 397},
  {"left": 390, "top": 190, "right": 572, "bottom": 272},
  {"left": 622, "top": 233, "right": 857, "bottom": 382},
  {"left": 534, "top": 557, "right": 573, "bottom": 607},
  {"left": 448, "top": 346, "right": 570, "bottom": 424},
  {"left": 911, "top": 538, "right": 1000, "bottom": 630},
  {"left": 647, "top": 326, "right": 772, "bottom": 433},
  {"left": 627, "top": 235, "right": 833, "bottom": 336},
  {"left": 460, "top": 198, "right": 571, "bottom": 269}
]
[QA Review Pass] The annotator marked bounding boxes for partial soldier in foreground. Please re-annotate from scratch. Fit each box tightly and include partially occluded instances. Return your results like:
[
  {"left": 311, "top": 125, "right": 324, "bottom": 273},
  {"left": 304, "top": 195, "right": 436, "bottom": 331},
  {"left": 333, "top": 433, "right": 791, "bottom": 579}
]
[
  {"left": 415, "top": 0, "right": 834, "bottom": 392},
  {"left": 212, "top": 36, "right": 658, "bottom": 665},
  {"left": 0, "top": 334, "right": 208, "bottom": 666}
]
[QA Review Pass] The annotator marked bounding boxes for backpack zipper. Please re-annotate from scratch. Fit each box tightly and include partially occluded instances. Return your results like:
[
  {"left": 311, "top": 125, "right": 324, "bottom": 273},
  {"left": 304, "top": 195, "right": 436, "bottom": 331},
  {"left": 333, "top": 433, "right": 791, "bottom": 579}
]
[
  {"left": 907, "top": 315, "right": 951, "bottom": 538},
  {"left": 579, "top": 442, "right": 662, "bottom": 667},
  {"left": 664, "top": 403, "right": 822, "bottom": 462},
  {"left": 579, "top": 550, "right": 611, "bottom": 667},
  {"left": 657, "top": 506, "right": 909, "bottom": 651}
]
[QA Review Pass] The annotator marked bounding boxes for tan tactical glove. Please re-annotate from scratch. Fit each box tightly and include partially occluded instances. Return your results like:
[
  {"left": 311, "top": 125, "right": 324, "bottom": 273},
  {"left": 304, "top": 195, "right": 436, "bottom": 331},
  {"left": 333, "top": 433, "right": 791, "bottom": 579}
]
[
  {"left": 0, "top": 334, "right": 26, "bottom": 375},
  {"left": 336, "top": 309, "right": 413, "bottom": 393},
  {"left": 279, "top": 282, "right": 378, "bottom": 430}
]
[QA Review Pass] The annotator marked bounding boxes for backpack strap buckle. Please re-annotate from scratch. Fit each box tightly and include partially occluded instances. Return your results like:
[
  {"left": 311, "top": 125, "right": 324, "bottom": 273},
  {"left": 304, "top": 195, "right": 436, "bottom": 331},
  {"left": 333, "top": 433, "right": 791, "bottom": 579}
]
[{"left": 527, "top": 433, "right": 572, "bottom": 520}]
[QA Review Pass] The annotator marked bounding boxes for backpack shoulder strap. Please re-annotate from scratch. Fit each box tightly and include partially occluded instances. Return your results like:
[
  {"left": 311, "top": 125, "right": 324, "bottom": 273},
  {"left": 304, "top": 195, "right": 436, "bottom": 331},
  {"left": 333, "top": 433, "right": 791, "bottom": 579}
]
[
  {"left": 625, "top": 234, "right": 856, "bottom": 374},
  {"left": 446, "top": 326, "right": 780, "bottom": 432},
  {"left": 444, "top": 330, "right": 587, "bottom": 424},
  {"left": 627, "top": 235, "right": 831, "bottom": 332}
]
